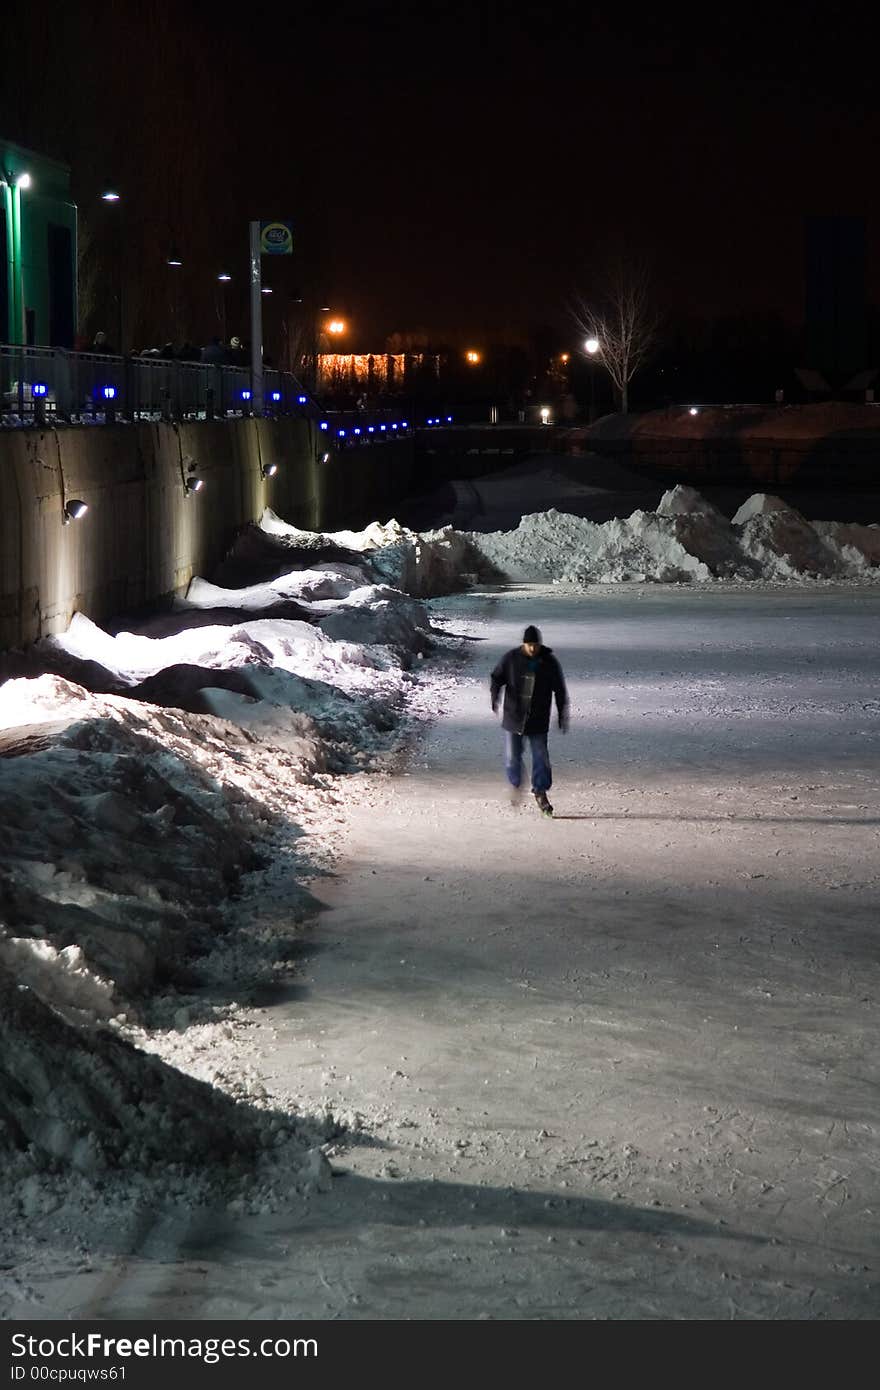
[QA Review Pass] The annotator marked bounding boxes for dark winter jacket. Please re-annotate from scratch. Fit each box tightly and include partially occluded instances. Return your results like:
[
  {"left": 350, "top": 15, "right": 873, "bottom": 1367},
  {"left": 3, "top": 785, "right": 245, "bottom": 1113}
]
[{"left": 490, "top": 645, "right": 569, "bottom": 735}]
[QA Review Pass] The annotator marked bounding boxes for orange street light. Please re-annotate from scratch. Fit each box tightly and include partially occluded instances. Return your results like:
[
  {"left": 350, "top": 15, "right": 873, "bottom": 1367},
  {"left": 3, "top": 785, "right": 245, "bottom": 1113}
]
[
  {"left": 328, "top": 318, "right": 346, "bottom": 335},
  {"left": 465, "top": 349, "right": 481, "bottom": 364}
]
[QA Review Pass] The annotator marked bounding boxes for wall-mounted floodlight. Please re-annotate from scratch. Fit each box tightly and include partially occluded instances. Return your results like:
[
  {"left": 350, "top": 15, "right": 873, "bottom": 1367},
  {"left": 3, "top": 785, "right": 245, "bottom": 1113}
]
[
  {"left": 185, "top": 476, "right": 205, "bottom": 495},
  {"left": 261, "top": 462, "right": 278, "bottom": 479},
  {"left": 321, "top": 452, "right": 330, "bottom": 464},
  {"left": 540, "top": 406, "right": 551, "bottom": 424},
  {"left": 17, "top": 172, "right": 32, "bottom": 190},
  {"left": 63, "top": 500, "right": 88, "bottom": 525}
]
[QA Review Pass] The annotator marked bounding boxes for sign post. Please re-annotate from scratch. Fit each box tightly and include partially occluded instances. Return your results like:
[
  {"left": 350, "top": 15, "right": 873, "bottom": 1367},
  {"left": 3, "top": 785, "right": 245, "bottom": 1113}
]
[
  {"left": 249, "top": 221, "right": 293, "bottom": 416},
  {"left": 248, "top": 220, "right": 263, "bottom": 416}
]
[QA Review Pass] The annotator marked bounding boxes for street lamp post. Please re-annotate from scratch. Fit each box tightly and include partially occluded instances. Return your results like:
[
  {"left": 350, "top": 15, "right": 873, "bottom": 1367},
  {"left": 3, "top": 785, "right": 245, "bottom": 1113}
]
[
  {"left": 585, "top": 336, "right": 600, "bottom": 422},
  {"left": 101, "top": 190, "right": 123, "bottom": 353},
  {"left": 1, "top": 168, "right": 30, "bottom": 345}
]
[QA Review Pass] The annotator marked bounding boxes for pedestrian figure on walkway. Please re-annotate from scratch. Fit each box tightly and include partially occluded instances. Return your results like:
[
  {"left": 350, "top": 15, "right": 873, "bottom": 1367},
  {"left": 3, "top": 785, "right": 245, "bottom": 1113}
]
[{"left": 490, "top": 625, "right": 569, "bottom": 816}]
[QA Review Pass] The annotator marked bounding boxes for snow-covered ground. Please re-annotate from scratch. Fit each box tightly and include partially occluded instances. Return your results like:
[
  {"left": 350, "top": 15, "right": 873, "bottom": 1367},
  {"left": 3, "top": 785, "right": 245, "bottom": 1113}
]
[{"left": 2, "top": 480, "right": 880, "bottom": 1319}]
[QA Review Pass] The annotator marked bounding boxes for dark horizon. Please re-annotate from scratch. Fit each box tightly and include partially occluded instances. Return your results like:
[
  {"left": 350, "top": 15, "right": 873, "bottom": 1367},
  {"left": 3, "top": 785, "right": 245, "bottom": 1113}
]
[{"left": 6, "top": 1, "right": 879, "bottom": 352}]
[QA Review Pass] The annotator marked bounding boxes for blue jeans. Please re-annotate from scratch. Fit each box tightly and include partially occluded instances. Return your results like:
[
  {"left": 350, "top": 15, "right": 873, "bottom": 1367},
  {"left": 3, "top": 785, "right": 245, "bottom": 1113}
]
[{"left": 504, "top": 731, "right": 552, "bottom": 793}]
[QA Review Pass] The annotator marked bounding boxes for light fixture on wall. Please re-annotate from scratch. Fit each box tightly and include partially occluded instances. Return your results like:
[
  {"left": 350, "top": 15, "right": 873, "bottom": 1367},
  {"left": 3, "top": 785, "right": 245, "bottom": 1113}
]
[
  {"left": 63, "top": 499, "right": 88, "bottom": 525},
  {"left": 180, "top": 454, "right": 204, "bottom": 496},
  {"left": 261, "top": 462, "right": 278, "bottom": 479}
]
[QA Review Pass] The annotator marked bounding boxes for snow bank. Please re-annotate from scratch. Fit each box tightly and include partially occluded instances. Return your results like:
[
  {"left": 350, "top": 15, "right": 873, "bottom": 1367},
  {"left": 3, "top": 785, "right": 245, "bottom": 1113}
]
[
  {"left": 0, "top": 964, "right": 333, "bottom": 1194},
  {"left": 256, "top": 510, "right": 478, "bottom": 597},
  {"left": 462, "top": 486, "right": 880, "bottom": 585}
]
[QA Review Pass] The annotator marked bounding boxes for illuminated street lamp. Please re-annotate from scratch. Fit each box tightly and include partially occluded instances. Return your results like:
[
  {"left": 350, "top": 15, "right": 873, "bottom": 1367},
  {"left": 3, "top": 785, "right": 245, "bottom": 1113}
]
[
  {"left": 465, "top": 349, "right": 481, "bottom": 364},
  {"left": 584, "top": 337, "right": 601, "bottom": 421},
  {"left": 327, "top": 318, "right": 346, "bottom": 335},
  {"left": 1, "top": 167, "right": 33, "bottom": 343}
]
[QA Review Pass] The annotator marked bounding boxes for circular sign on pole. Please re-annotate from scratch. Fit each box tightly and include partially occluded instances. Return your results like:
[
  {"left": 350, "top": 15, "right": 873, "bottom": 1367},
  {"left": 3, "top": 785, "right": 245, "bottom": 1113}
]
[{"left": 260, "top": 221, "right": 293, "bottom": 255}]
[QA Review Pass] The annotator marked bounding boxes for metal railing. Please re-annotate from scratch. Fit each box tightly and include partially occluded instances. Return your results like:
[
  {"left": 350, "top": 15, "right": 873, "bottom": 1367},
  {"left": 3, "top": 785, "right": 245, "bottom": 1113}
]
[{"left": 0, "top": 343, "right": 316, "bottom": 423}]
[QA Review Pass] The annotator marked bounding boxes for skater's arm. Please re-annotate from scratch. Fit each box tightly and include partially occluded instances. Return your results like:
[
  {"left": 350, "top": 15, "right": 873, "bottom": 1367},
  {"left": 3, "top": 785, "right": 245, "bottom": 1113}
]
[{"left": 553, "top": 660, "right": 569, "bottom": 731}]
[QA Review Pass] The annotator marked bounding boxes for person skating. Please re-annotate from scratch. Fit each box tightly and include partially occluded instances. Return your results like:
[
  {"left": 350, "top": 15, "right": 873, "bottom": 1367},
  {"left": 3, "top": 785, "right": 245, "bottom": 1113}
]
[{"left": 490, "top": 625, "right": 569, "bottom": 816}]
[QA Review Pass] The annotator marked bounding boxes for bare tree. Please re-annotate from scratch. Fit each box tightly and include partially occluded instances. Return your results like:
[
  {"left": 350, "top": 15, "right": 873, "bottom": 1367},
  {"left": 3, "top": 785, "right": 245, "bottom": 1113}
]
[{"left": 573, "top": 264, "right": 659, "bottom": 414}]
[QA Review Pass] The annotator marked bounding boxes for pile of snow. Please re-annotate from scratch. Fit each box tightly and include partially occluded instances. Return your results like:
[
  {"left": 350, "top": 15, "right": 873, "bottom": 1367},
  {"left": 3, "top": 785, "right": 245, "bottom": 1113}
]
[
  {"left": 462, "top": 487, "right": 880, "bottom": 585},
  {"left": 254, "top": 509, "right": 477, "bottom": 596},
  {"left": 0, "top": 963, "right": 334, "bottom": 1195},
  {"left": 0, "top": 520, "right": 467, "bottom": 1198}
]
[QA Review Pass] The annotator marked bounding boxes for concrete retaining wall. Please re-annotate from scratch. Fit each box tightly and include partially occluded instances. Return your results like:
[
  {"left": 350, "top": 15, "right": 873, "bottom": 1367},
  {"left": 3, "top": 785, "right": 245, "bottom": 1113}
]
[{"left": 0, "top": 418, "right": 416, "bottom": 650}]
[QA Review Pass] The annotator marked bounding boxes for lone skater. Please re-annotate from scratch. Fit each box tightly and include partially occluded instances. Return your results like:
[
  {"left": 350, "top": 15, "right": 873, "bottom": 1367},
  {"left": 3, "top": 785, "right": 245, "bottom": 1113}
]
[{"left": 490, "top": 625, "right": 569, "bottom": 816}]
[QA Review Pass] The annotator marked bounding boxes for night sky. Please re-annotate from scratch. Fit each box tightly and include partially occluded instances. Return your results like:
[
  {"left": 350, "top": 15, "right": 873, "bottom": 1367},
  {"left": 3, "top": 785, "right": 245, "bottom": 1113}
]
[{"left": 8, "top": 1, "right": 879, "bottom": 350}]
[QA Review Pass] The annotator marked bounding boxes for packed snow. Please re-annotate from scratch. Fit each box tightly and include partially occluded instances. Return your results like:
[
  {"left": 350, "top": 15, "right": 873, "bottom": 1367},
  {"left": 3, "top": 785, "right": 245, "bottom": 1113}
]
[
  {"left": 2, "top": 481, "right": 880, "bottom": 1319},
  {"left": 462, "top": 486, "right": 880, "bottom": 585}
]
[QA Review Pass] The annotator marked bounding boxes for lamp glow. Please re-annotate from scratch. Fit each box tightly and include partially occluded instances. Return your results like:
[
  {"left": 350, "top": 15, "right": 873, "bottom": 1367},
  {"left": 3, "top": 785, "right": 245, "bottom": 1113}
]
[
  {"left": 32, "top": 383, "right": 48, "bottom": 397},
  {"left": 262, "top": 462, "right": 278, "bottom": 478},
  {"left": 465, "top": 350, "right": 481, "bottom": 364},
  {"left": 63, "top": 500, "right": 88, "bottom": 524},
  {"left": 297, "top": 394, "right": 308, "bottom": 403},
  {"left": 102, "top": 385, "right": 116, "bottom": 399},
  {"left": 17, "top": 173, "right": 32, "bottom": 190},
  {"left": 185, "top": 476, "right": 204, "bottom": 494},
  {"left": 585, "top": 337, "right": 600, "bottom": 355},
  {"left": 217, "top": 272, "right": 232, "bottom": 282},
  {"left": 241, "top": 389, "right": 252, "bottom": 401},
  {"left": 689, "top": 406, "right": 699, "bottom": 416},
  {"left": 270, "top": 390, "right": 282, "bottom": 402},
  {"left": 540, "top": 406, "right": 550, "bottom": 424},
  {"left": 101, "top": 190, "right": 120, "bottom": 202}
]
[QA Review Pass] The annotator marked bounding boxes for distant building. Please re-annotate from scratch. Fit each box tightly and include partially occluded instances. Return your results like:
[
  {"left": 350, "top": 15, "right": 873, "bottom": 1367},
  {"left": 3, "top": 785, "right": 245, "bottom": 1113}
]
[
  {"left": 1, "top": 137, "right": 77, "bottom": 347},
  {"left": 804, "top": 216, "right": 867, "bottom": 380}
]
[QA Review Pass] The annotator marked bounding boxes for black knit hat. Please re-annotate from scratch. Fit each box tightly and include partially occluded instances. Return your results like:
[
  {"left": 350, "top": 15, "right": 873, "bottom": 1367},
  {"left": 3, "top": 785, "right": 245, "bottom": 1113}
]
[{"left": 523, "top": 625, "right": 541, "bottom": 643}]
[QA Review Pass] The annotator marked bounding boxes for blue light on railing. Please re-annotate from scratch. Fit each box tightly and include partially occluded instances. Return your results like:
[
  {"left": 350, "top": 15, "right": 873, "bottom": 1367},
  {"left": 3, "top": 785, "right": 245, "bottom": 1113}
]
[
  {"left": 391, "top": 423, "right": 398, "bottom": 430},
  {"left": 241, "top": 389, "right": 252, "bottom": 401},
  {"left": 102, "top": 385, "right": 116, "bottom": 399},
  {"left": 368, "top": 426, "right": 375, "bottom": 433},
  {"left": 380, "top": 424, "right": 387, "bottom": 431},
  {"left": 297, "top": 394, "right": 308, "bottom": 404},
  {"left": 338, "top": 428, "right": 346, "bottom": 437},
  {"left": 319, "top": 421, "right": 329, "bottom": 430},
  {"left": 270, "top": 390, "right": 282, "bottom": 402},
  {"left": 354, "top": 427, "right": 361, "bottom": 435},
  {"left": 401, "top": 420, "right": 408, "bottom": 427},
  {"left": 446, "top": 415, "right": 453, "bottom": 422},
  {"left": 32, "top": 383, "right": 48, "bottom": 397}
]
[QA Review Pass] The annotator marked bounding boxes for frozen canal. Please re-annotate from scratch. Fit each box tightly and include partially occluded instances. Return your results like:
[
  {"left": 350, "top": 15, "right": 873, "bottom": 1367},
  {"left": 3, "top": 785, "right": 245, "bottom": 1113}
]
[{"left": 56, "top": 582, "right": 880, "bottom": 1320}]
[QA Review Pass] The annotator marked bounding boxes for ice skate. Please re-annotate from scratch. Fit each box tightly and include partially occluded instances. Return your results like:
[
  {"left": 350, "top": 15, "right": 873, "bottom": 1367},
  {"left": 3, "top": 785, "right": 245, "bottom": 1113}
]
[{"left": 533, "top": 790, "right": 554, "bottom": 818}]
